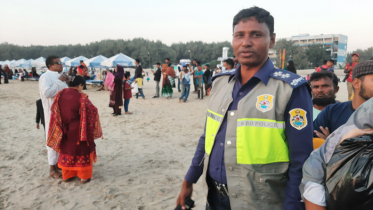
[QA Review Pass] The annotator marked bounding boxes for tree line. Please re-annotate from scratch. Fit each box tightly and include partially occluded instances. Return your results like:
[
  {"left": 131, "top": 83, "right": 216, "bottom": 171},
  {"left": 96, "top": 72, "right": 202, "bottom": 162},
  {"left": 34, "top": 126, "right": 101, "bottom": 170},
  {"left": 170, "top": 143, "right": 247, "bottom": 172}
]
[
  {"left": 1, "top": 38, "right": 371, "bottom": 70},
  {"left": 0, "top": 38, "right": 235, "bottom": 68}
]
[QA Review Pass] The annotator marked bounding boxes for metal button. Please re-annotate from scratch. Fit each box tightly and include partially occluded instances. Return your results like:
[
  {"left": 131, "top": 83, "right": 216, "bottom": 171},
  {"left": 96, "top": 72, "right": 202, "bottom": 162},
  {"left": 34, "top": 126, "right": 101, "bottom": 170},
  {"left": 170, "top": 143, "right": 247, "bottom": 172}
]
[
  {"left": 222, "top": 109, "right": 225, "bottom": 112},
  {"left": 220, "top": 143, "right": 223, "bottom": 146},
  {"left": 229, "top": 167, "right": 233, "bottom": 171},
  {"left": 227, "top": 141, "right": 231, "bottom": 145},
  {"left": 230, "top": 112, "right": 234, "bottom": 116},
  {"left": 239, "top": 92, "right": 243, "bottom": 96},
  {"left": 232, "top": 194, "right": 237, "bottom": 198}
]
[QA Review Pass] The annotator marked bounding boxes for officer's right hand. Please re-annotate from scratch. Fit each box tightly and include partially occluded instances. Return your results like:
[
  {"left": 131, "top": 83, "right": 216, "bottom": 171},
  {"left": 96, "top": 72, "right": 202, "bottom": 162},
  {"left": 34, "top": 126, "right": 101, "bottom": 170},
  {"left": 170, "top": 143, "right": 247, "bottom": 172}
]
[{"left": 176, "top": 180, "right": 194, "bottom": 209}]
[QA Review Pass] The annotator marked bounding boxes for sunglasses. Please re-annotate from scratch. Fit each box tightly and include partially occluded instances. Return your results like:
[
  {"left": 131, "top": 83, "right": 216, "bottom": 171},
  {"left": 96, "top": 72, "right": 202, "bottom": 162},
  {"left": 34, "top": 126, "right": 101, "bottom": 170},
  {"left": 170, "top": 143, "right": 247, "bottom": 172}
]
[{"left": 53, "top": 61, "right": 63, "bottom": 65}]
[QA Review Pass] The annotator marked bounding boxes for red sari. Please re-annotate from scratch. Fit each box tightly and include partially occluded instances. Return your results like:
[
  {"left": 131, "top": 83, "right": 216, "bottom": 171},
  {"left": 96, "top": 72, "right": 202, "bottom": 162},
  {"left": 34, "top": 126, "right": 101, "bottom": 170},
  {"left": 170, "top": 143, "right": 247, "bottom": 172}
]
[{"left": 47, "top": 88, "right": 102, "bottom": 180}]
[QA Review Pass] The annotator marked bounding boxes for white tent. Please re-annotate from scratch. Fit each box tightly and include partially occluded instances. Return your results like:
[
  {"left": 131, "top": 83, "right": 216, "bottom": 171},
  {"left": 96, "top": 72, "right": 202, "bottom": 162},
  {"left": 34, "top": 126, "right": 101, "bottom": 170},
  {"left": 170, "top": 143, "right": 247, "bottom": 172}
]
[
  {"left": 84, "top": 55, "right": 108, "bottom": 67},
  {"left": 65, "top": 56, "right": 88, "bottom": 67},
  {"left": 100, "top": 53, "right": 135, "bottom": 67},
  {"left": 31, "top": 57, "right": 46, "bottom": 67},
  {"left": 14, "top": 59, "right": 27, "bottom": 67}
]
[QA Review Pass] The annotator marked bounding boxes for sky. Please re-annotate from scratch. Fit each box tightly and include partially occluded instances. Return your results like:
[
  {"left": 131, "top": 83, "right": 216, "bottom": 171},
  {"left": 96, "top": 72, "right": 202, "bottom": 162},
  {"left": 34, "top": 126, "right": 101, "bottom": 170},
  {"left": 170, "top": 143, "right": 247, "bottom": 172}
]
[{"left": 1, "top": 0, "right": 372, "bottom": 53}]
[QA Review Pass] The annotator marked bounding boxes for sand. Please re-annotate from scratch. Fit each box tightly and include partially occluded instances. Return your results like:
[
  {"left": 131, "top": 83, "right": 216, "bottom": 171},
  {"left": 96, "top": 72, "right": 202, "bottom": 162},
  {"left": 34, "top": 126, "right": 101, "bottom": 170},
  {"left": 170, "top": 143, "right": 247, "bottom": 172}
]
[{"left": 0, "top": 69, "right": 348, "bottom": 210}]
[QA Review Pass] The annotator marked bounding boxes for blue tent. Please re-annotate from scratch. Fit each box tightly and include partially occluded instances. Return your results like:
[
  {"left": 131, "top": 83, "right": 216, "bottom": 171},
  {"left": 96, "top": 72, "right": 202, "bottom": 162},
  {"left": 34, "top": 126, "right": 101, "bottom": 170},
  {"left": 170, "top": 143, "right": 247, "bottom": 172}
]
[
  {"left": 84, "top": 55, "right": 108, "bottom": 67},
  {"left": 60, "top": 56, "right": 71, "bottom": 66},
  {"left": 100, "top": 53, "right": 135, "bottom": 67},
  {"left": 65, "top": 56, "right": 88, "bottom": 67},
  {"left": 19, "top": 59, "right": 34, "bottom": 67}
]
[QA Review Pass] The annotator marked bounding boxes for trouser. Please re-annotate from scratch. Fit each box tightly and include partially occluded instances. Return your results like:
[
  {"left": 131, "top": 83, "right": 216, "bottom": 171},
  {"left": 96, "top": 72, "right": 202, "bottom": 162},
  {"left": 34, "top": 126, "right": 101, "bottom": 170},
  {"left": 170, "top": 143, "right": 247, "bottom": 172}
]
[
  {"left": 124, "top": 99, "right": 130, "bottom": 112},
  {"left": 179, "top": 84, "right": 190, "bottom": 102},
  {"left": 45, "top": 126, "right": 59, "bottom": 165},
  {"left": 83, "top": 75, "right": 90, "bottom": 90},
  {"left": 113, "top": 106, "right": 121, "bottom": 114},
  {"left": 180, "top": 84, "right": 185, "bottom": 95},
  {"left": 206, "top": 177, "right": 231, "bottom": 210},
  {"left": 198, "top": 83, "right": 204, "bottom": 99},
  {"left": 193, "top": 77, "right": 197, "bottom": 91},
  {"left": 177, "top": 78, "right": 181, "bottom": 91},
  {"left": 347, "top": 81, "right": 353, "bottom": 101},
  {"left": 136, "top": 88, "right": 145, "bottom": 99},
  {"left": 4, "top": 72, "right": 8, "bottom": 83},
  {"left": 155, "top": 81, "right": 160, "bottom": 97}
]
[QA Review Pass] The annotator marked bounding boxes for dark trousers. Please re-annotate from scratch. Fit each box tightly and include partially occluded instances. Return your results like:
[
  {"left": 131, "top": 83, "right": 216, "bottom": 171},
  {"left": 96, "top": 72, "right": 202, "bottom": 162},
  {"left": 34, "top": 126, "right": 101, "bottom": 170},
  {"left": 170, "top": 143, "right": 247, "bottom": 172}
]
[
  {"left": 193, "top": 77, "right": 197, "bottom": 91},
  {"left": 198, "top": 83, "right": 204, "bottom": 99},
  {"left": 83, "top": 75, "right": 90, "bottom": 90},
  {"left": 177, "top": 78, "right": 181, "bottom": 91},
  {"left": 206, "top": 178, "right": 231, "bottom": 210},
  {"left": 113, "top": 106, "right": 121, "bottom": 114},
  {"left": 124, "top": 99, "right": 130, "bottom": 112},
  {"left": 136, "top": 88, "right": 145, "bottom": 99}
]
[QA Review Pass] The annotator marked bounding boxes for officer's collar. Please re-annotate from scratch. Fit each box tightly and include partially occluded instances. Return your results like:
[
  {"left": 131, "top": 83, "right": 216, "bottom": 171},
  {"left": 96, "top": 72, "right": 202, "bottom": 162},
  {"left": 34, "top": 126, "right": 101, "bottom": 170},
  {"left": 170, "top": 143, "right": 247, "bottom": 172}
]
[{"left": 229, "top": 58, "right": 274, "bottom": 86}]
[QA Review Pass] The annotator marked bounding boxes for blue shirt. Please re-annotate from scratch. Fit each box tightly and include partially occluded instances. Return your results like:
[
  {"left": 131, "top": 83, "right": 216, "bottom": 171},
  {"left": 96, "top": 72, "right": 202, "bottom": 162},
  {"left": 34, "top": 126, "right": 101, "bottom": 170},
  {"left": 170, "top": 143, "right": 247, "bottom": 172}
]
[
  {"left": 195, "top": 70, "right": 204, "bottom": 85},
  {"left": 185, "top": 59, "right": 313, "bottom": 210},
  {"left": 313, "top": 101, "right": 355, "bottom": 136},
  {"left": 182, "top": 72, "right": 192, "bottom": 85}
]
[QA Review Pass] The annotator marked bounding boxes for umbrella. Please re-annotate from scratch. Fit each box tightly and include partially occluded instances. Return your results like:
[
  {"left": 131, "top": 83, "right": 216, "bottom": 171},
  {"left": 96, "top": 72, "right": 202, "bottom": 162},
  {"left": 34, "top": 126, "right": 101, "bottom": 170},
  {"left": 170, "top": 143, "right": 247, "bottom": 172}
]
[
  {"left": 60, "top": 56, "right": 71, "bottom": 66},
  {"left": 100, "top": 53, "right": 135, "bottom": 67},
  {"left": 84, "top": 55, "right": 108, "bottom": 67},
  {"left": 65, "top": 56, "right": 88, "bottom": 67},
  {"left": 31, "top": 57, "right": 46, "bottom": 67}
]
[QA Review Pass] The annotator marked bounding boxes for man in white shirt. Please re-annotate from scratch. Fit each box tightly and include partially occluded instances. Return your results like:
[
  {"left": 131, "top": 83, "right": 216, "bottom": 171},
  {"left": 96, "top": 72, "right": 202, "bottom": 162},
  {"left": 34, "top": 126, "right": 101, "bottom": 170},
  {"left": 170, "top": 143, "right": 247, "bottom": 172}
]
[
  {"left": 176, "top": 61, "right": 182, "bottom": 92},
  {"left": 39, "top": 55, "right": 69, "bottom": 179}
]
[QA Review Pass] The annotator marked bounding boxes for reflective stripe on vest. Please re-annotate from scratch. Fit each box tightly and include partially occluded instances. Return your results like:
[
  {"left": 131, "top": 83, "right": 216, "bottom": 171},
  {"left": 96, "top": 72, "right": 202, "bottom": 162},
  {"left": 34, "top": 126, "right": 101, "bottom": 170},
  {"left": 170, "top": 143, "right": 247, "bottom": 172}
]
[
  {"left": 237, "top": 118, "right": 289, "bottom": 164},
  {"left": 205, "top": 109, "right": 223, "bottom": 154}
]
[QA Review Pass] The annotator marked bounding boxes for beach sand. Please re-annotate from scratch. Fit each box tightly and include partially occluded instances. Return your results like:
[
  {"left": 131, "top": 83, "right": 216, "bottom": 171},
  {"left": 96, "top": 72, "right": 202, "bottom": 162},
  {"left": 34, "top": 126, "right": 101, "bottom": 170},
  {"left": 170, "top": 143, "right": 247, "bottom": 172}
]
[{"left": 0, "top": 70, "right": 348, "bottom": 209}]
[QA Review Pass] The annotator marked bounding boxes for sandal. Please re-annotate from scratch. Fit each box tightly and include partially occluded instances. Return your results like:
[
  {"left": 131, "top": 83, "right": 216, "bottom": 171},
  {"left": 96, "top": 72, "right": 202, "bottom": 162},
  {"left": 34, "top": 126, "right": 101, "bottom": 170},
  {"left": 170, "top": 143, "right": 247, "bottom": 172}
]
[
  {"left": 80, "top": 178, "right": 91, "bottom": 184},
  {"left": 49, "top": 171, "right": 62, "bottom": 179}
]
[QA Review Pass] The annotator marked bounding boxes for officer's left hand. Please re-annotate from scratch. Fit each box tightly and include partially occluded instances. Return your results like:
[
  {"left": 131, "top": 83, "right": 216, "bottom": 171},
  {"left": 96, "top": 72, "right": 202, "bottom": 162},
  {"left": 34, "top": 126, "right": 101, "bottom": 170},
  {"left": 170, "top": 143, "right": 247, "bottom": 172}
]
[{"left": 314, "top": 126, "right": 330, "bottom": 140}]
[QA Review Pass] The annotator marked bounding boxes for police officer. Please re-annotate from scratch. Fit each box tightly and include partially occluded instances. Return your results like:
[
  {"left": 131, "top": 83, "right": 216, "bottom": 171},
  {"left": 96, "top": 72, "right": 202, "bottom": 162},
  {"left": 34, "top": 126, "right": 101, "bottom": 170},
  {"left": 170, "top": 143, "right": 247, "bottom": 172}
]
[{"left": 176, "top": 7, "right": 313, "bottom": 210}]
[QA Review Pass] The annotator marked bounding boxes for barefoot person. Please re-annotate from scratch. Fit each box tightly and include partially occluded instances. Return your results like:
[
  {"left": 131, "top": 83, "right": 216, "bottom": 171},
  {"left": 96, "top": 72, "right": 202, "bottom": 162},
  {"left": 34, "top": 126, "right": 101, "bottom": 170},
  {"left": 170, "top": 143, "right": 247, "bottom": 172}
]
[
  {"left": 47, "top": 75, "right": 102, "bottom": 183},
  {"left": 39, "top": 55, "right": 69, "bottom": 179}
]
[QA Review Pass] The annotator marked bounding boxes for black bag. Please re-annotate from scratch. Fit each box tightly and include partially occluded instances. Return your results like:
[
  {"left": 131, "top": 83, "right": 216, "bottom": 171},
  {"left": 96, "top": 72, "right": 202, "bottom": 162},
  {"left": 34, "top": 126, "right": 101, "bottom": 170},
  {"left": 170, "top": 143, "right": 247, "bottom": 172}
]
[{"left": 325, "top": 135, "right": 373, "bottom": 210}]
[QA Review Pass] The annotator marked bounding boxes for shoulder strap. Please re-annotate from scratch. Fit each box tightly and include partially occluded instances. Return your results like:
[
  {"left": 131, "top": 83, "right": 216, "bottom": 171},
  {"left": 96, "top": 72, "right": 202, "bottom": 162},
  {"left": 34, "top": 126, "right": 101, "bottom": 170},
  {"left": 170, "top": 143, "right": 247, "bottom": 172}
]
[{"left": 270, "top": 69, "right": 307, "bottom": 89}]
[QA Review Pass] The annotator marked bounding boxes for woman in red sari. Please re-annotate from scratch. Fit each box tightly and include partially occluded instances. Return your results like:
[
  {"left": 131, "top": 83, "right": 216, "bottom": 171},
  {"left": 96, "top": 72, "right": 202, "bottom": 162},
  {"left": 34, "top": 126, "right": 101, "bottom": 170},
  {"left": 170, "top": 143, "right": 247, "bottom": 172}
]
[{"left": 47, "top": 75, "right": 102, "bottom": 184}]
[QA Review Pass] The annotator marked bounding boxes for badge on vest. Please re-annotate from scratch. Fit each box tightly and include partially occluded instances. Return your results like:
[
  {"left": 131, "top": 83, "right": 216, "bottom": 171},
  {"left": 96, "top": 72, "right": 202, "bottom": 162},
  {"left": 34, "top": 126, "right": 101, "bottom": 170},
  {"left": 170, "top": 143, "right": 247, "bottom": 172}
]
[
  {"left": 289, "top": 108, "right": 307, "bottom": 130},
  {"left": 256, "top": 94, "right": 274, "bottom": 113}
]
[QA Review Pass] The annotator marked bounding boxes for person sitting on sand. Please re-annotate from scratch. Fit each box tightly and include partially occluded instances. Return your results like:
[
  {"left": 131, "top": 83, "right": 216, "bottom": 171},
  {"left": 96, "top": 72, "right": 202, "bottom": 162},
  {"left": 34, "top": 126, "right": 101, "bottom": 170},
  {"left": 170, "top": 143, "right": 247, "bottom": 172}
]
[{"left": 47, "top": 75, "right": 102, "bottom": 184}]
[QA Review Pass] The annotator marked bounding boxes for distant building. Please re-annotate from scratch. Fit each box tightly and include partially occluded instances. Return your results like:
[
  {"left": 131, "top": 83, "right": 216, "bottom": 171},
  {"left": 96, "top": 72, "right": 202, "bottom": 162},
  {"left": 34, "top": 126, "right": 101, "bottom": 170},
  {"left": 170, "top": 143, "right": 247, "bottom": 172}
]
[{"left": 283, "top": 34, "right": 348, "bottom": 67}]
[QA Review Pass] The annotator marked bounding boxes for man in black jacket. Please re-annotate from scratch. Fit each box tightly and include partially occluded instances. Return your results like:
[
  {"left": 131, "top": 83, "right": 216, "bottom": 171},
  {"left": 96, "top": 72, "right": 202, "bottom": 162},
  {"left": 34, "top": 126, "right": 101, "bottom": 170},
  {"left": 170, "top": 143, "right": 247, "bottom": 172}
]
[
  {"left": 36, "top": 99, "right": 45, "bottom": 131},
  {"left": 152, "top": 63, "right": 162, "bottom": 98},
  {"left": 135, "top": 59, "right": 143, "bottom": 79}
]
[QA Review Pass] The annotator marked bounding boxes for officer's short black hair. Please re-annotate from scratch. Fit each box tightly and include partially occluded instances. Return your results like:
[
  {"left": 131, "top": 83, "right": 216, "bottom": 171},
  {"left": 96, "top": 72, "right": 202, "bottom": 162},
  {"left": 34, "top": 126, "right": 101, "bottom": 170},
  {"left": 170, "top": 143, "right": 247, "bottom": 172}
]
[
  {"left": 309, "top": 71, "right": 339, "bottom": 87},
  {"left": 233, "top": 6, "right": 274, "bottom": 36},
  {"left": 46, "top": 55, "right": 59, "bottom": 69},
  {"left": 224, "top": 59, "right": 235, "bottom": 68}
]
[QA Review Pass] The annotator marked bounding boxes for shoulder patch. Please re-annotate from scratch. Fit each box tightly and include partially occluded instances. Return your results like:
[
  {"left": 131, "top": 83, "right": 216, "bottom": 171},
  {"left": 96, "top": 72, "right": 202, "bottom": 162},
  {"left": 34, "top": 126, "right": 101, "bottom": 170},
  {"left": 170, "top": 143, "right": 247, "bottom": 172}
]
[
  {"left": 270, "top": 69, "right": 307, "bottom": 89},
  {"left": 211, "top": 70, "right": 236, "bottom": 82},
  {"left": 289, "top": 108, "right": 308, "bottom": 130}
]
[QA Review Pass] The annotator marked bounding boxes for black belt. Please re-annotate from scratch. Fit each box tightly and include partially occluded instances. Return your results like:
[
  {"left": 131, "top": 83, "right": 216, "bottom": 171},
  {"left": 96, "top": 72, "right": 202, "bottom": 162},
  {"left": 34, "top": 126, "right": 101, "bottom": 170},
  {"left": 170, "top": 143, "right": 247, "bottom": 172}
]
[{"left": 208, "top": 176, "right": 229, "bottom": 197}]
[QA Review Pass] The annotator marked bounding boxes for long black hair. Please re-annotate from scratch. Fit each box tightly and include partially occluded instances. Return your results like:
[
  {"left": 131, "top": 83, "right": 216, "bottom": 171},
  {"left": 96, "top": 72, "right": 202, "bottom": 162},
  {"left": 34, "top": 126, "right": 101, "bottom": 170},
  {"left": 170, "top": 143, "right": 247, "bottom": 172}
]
[
  {"left": 287, "top": 60, "right": 296, "bottom": 74},
  {"left": 68, "top": 75, "right": 85, "bottom": 87}
]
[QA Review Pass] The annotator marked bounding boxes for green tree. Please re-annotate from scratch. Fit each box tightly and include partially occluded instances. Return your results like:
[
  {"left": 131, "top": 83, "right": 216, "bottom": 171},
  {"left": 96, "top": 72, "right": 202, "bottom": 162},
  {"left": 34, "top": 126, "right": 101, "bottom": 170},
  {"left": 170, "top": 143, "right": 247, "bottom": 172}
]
[
  {"left": 273, "top": 39, "right": 308, "bottom": 69},
  {"left": 305, "top": 44, "right": 329, "bottom": 68},
  {"left": 346, "top": 47, "right": 373, "bottom": 64}
]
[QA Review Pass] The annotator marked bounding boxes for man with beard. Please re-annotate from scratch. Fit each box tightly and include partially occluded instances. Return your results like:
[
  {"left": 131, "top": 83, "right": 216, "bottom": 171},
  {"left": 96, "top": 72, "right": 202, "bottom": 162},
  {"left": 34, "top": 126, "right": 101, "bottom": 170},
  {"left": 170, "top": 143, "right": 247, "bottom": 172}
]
[
  {"left": 309, "top": 71, "right": 339, "bottom": 121},
  {"left": 313, "top": 60, "right": 373, "bottom": 140}
]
